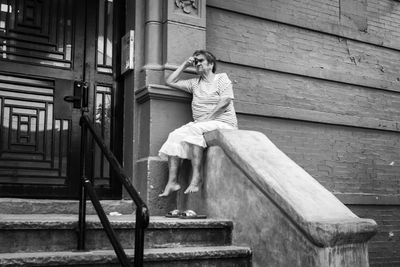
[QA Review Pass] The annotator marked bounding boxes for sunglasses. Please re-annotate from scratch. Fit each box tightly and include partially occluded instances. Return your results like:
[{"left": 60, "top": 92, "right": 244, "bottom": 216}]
[{"left": 193, "top": 58, "right": 205, "bottom": 65}]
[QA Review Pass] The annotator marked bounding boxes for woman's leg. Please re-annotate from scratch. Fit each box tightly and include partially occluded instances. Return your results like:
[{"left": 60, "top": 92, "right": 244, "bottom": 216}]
[
  {"left": 184, "top": 145, "right": 204, "bottom": 194},
  {"left": 159, "top": 156, "right": 182, "bottom": 197}
]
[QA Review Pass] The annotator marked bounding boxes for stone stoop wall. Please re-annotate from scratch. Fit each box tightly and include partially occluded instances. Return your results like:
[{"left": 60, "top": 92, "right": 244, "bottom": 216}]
[
  {"left": 205, "top": 0, "right": 400, "bottom": 265},
  {"left": 185, "top": 129, "right": 377, "bottom": 267}
]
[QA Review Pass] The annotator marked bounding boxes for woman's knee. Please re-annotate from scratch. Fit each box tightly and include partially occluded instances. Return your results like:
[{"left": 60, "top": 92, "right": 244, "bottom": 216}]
[{"left": 168, "top": 130, "right": 184, "bottom": 140}]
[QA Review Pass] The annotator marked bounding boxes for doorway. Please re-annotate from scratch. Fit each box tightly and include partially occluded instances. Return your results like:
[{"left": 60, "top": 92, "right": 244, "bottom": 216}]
[{"left": 0, "top": 0, "right": 124, "bottom": 199}]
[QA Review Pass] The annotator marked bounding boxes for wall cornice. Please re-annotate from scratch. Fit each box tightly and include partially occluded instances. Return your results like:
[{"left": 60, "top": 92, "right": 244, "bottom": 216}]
[{"left": 135, "top": 84, "right": 191, "bottom": 104}]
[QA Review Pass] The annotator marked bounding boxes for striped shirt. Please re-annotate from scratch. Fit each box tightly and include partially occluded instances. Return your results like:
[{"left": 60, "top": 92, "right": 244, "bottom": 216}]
[{"left": 176, "top": 73, "right": 238, "bottom": 128}]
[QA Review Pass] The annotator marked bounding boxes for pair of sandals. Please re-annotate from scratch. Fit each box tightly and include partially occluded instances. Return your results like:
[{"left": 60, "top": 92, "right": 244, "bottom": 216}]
[{"left": 166, "top": 209, "right": 207, "bottom": 219}]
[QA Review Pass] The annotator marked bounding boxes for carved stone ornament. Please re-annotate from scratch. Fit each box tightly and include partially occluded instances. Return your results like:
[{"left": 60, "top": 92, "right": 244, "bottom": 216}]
[{"left": 175, "top": 0, "right": 198, "bottom": 14}]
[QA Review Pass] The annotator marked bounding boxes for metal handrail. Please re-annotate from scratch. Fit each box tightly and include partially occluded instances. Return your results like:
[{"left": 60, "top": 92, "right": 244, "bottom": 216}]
[{"left": 78, "top": 114, "right": 149, "bottom": 267}]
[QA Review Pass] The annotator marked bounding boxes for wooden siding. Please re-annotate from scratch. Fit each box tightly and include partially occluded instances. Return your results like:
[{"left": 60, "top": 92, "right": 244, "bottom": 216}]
[{"left": 206, "top": 1, "right": 400, "bottom": 265}]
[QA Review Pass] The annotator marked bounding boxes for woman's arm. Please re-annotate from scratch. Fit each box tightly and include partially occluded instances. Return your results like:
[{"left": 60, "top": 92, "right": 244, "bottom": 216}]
[
  {"left": 201, "top": 97, "right": 233, "bottom": 121},
  {"left": 165, "top": 57, "right": 194, "bottom": 91},
  {"left": 201, "top": 75, "right": 234, "bottom": 121}
]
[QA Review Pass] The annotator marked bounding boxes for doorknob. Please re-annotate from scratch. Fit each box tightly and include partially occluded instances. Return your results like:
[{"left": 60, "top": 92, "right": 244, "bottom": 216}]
[
  {"left": 64, "top": 95, "right": 81, "bottom": 108},
  {"left": 64, "top": 81, "right": 89, "bottom": 109}
]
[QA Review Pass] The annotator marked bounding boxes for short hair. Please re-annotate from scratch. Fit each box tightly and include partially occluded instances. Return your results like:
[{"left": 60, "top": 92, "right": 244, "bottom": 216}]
[{"left": 193, "top": 50, "right": 217, "bottom": 73}]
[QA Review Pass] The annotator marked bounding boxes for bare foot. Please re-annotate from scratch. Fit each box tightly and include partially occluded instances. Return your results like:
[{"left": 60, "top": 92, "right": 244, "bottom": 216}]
[
  {"left": 184, "top": 183, "right": 200, "bottom": 194},
  {"left": 159, "top": 182, "right": 181, "bottom": 197}
]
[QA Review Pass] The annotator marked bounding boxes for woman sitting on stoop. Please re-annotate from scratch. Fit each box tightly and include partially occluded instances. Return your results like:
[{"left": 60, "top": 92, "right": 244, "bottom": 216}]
[{"left": 158, "top": 50, "right": 238, "bottom": 219}]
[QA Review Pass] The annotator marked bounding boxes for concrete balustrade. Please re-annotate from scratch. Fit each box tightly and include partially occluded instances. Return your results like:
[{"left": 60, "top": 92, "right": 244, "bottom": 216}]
[{"left": 187, "top": 129, "right": 377, "bottom": 267}]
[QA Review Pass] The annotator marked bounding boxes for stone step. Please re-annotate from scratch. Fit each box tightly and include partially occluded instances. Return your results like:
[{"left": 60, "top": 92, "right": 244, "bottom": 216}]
[
  {"left": 0, "top": 198, "right": 134, "bottom": 214},
  {"left": 0, "top": 215, "right": 233, "bottom": 253},
  {"left": 0, "top": 246, "right": 252, "bottom": 266}
]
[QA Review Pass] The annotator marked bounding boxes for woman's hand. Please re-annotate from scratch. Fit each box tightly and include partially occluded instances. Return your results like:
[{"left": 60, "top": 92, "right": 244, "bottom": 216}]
[
  {"left": 165, "top": 55, "right": 195, "bottom": 91},
  {"left": 197, "top": 97, "right": 232, "bottom": 123},
  {"left": 184, "top": 56, "right": 195, "bottom": 68}
]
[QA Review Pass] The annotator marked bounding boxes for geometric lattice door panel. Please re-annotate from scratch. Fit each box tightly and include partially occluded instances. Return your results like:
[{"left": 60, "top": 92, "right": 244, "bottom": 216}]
[
  {"left": 0, "top": 0, "right": 121, "bottom": 199},
  {"left": 0, "top": 73, "right": 71, "bottom": 185},
  {"left": 0, "top": 0, "right": 74, "bottom": 68}
]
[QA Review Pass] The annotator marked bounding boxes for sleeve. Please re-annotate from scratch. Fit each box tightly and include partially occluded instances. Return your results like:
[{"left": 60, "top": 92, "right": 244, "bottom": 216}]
[
  {"left": 217, "top": 73, "right": 234, "bottom": 99},
  {"left": 174, "top": 78, "right": 195, "bottom": 93}
]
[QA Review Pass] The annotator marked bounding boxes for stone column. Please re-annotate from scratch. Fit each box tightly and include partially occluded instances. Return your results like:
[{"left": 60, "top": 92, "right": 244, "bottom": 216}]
[{"left": 134, "top": 0, "right": 206, "bottom": 215}]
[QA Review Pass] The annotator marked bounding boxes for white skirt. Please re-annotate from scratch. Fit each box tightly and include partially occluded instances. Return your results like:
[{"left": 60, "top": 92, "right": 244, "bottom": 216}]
[{"left": 158, "top": 120, "right": 235, "bottom": 160}]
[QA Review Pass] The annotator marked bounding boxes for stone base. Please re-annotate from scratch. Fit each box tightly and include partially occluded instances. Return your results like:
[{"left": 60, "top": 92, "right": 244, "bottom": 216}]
[{"left": 136, "top": 157, "right": 198, "bottom": 216}]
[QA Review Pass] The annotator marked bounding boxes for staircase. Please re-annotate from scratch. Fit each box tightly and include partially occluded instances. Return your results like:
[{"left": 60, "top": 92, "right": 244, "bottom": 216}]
[{"left": 0, "top": 199, "right": 252, "bottom": 266}]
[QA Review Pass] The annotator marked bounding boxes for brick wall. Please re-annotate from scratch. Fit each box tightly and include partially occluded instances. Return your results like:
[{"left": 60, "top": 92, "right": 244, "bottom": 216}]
[
  {"left": 238, "top": 116, "right": 400, "bottom": 195},
  {"left": 206, "top": 0, "right": 400, "bottom": 265},
  {"left": 367, "top": 0, "right": 400, "bottom": 41},
  {"left": 350, "top": 205, "right": 400, "bottom": 266}
]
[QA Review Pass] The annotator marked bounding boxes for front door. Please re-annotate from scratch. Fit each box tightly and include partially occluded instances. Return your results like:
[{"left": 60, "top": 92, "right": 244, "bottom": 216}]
[{"left": 0, "top": 0, "right": 123, "bottom": 198}]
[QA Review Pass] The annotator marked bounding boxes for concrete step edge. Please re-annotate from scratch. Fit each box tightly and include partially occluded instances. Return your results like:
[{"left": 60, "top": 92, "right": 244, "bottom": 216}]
[
  {"left": 0, "top": 246, "right": 252, "bottom": 266},
  {"left": 0, "top": 215, "right": 233, "bottom": 230},
  {"left": 0, "top": 198, "right": 134, "bottom": 214}
]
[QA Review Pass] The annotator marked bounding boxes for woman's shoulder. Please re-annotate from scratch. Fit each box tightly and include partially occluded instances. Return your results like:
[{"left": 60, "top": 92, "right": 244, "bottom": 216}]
[
  {"left": 215, "top": 73, "right": 231, "bottom": 84},
  {"left": 186, "top": 77, "right": 201, "bottom": 86},
  {"left": 216, "top": 72, "right": 229, "bottom": 79}
]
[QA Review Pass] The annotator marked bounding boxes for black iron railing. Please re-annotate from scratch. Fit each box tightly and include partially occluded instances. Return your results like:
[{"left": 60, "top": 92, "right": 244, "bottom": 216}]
[{"left": 77, "top": 114, "right": 149, "bottom": 267}]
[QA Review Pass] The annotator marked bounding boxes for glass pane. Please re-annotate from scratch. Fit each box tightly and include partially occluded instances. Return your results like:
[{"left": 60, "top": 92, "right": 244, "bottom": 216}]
[
  {"left": 57, "top": 0, "right": 65, "bottom": 53},
  {"left": 61, "top": 120, "right": 69, "bottom": 176},
  {"left": 0, "top": 1, "right": 9, "bottom": 32},
  {"left": 105, "top": 0, "right": 113, "bottom": 66},
  {"left": 97, "top": 0, "right": 113, "bottom": 69},
  {"left": 0, "top": 82, "right": 53, "bottom": 94},
  {"left": 97, "top": 86, "right": 111, "bottom": 93},
  {"left": 2, "top": 107, "right": 9, "bottom": 149},
  {"left": 94, "top": 92, "right": 103, "bottom": 180},
  {"left": 44, "top": 105, "right": 52, "bottom": 158},
  {"left": 0, "top": 74, "right": 54, "bottom": 87},
  {"left": 5, "top": 100, "right": 45, "bottom": 108},
  {"left": 97, "top": 0, "right": 105, "bottom": 65},
  {"left": 65, "top": 0, "right": 73, "bottom": 60},
  {"left": 0, "top": 90, "right": 53, "bottom": 101},
  {"left": 97, "top": 66, "right": 112, "bottom": 73},
  {"left": 38, "top": 110, "right": 45, "bottom": 132},
  {"left": 47, "top": 104, "right": 53, "bottom": 131},
  {"left": 103, "top": 92, "right": 111, "bottom": 178},
  {"left": 53, "top": 119, "right": 60, "bottom": 169},
  {"left": 93, "top": 85, "right": 113, "bottom": 185},
  {"left": 38, "top": 110, "right": 45, "bottom": 154},
  {"left": 104, "top": 93, "right": 111, "bottom": 145},
  {"left": 31, "top": 117, "right": 37, "bottom": 146},
  {"left": 13, "top": 108, "right": 37, "bottom": 115},
  {"left": 20, "top": 124, "right": 28, "bottom": 132}
]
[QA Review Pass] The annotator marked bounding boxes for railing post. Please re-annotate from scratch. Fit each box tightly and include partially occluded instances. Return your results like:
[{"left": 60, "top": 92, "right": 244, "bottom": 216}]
[
  {"left": 84, "top": 179, "right": 132, "bottom": 267},
  {"left": 78, "top": 118, "right": 88, "bottom": 250},
  {"left": 134, "top": 206, "right": 146, "bottom": 267},
  {"left": 78, "top": 115, "right": 149, "bottom": 266}
]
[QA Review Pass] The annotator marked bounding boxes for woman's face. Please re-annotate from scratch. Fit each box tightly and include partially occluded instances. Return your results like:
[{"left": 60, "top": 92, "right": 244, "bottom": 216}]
[{"left": 194, "top": 54, "right": 213, "bottom": 74}]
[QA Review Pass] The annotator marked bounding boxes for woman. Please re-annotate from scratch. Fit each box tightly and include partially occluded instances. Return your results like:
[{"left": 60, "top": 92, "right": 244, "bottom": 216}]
[{"left": 159, "top": 50, "right": 238, "bottom": 197}]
